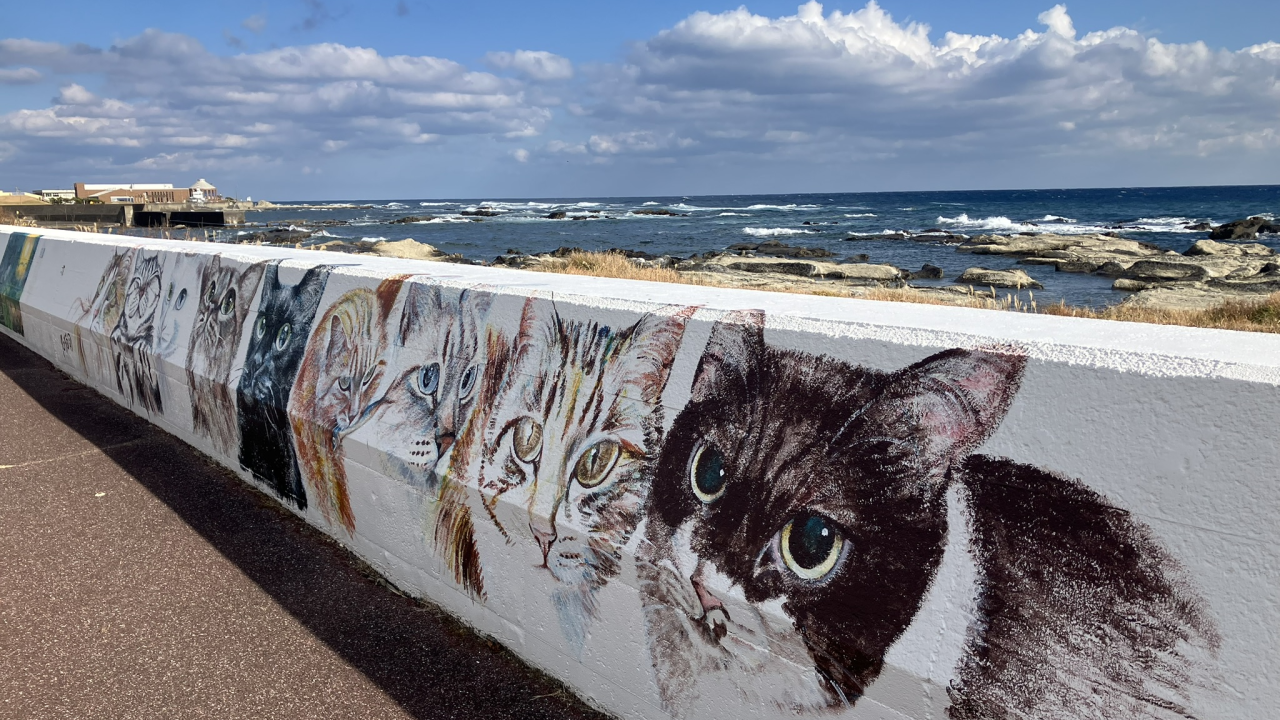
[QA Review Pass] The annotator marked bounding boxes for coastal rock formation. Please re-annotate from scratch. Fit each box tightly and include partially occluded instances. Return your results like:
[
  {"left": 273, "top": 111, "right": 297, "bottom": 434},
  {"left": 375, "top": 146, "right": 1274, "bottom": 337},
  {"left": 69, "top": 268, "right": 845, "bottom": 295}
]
[
  {"left": 631, "top": 208, "right": 688, "bottom": 217},
  {"left": 687, "top": 253, "right": 904, "bottom": 284},
  {"left": 390, "top": 215, "right": 436, "bottom": 224},
  {"left": 957, "top": 267, "right": 1044, "bottom": 289},
  {"left": 725, "top": 239, "right": 836, "bottom": 258},
  {"left": 1184, "top": 239, "right": 1274, "bottom": 256},
  {"left": 1209, "top": 217, "right": 1280, "bottom": 241}
]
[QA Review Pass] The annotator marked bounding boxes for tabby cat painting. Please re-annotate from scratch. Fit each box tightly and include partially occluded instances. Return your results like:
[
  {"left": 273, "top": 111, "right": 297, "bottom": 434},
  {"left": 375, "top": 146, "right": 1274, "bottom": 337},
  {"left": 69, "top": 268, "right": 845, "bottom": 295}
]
[{"left": 26, "top": 238, "right": 1234, "bottom": 720}]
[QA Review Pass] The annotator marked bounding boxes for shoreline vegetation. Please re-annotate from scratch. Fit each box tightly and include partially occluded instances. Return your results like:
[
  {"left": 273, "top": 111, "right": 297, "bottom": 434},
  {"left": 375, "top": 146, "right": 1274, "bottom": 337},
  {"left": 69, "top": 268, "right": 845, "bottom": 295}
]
[{"left": 5, "top": 210, "right": 1280, "bottom": 334}]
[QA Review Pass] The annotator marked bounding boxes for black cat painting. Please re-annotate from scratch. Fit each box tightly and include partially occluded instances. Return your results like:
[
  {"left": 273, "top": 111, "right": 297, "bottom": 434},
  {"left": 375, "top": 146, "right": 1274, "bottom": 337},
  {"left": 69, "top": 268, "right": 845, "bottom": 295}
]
[
  {"left": 638, "top": 310, "right": 1218, "bottom": 719},
  {"left": 236, "top": 262, "right": 333, "bottom": 509}
]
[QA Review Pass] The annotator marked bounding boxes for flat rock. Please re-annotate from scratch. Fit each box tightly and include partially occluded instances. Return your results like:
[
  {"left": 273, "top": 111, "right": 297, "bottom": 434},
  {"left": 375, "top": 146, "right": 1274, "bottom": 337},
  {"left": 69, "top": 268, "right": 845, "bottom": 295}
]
[
  {"left": 368, "top": 238, "right": 446, "bottom": 260},
  {"left": 1184, "top": 239, "right": 1275, "bottom": 257},
  {"left": 956, "top": 267, "right": 1043, "bottom": 289}
]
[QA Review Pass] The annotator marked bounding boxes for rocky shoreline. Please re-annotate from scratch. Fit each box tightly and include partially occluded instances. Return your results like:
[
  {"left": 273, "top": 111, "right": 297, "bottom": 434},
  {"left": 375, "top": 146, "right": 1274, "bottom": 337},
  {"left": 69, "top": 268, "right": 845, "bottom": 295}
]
[{"left": 233, "top": 214, "right": 1280, "bottom": 312}]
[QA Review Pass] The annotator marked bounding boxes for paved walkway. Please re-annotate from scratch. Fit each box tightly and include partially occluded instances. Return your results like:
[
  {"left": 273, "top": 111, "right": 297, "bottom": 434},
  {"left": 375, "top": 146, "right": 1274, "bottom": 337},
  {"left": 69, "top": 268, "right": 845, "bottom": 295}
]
[{"left": 0, "top": 333, "right": 609, "bottom": 720}]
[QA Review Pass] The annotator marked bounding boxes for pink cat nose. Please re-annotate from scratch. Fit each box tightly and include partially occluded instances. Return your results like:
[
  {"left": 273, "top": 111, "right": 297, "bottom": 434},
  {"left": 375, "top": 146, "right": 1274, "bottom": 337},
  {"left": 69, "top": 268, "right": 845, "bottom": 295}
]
[
  {"left": 530, "top": 521, "right": 556, "bottom": 568},
  {"left": 437, "top": 433, "right": 455, "bottom": 456},
  {"left": 691, "top": 577, "right": 725, "bottom": 615}
]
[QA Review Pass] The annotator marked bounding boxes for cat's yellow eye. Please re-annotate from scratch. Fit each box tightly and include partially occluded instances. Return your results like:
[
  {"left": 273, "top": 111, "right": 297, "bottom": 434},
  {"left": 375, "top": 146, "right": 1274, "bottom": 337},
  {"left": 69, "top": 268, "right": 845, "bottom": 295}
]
[
  {"left": 780, "top": 514, "right": 845, "bottom": 581},
  {"left": 221, "top": 290, "right": 236, "bottom": 318},
  {"left": 574, "top": 440, "right": 620, "bottom": 488},
  {"left": 512, "top": 417, "right": 543, "bottom": 463}
]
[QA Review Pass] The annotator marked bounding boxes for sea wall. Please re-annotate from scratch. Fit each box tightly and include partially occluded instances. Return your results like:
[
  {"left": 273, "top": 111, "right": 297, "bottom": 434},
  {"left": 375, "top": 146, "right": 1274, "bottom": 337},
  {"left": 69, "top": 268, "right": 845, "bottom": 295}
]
[{"left": 2, "top": 225, "right": 1277, "bottom": 720}]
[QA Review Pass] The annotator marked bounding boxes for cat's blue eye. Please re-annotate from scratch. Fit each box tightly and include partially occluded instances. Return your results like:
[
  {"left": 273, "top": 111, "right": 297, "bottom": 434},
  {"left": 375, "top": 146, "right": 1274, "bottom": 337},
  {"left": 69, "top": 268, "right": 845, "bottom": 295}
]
[
  {"left": 414, "top": 363, "right": 440, "bottom": 396},
  {"left": 459, "top": 364, "right": 478, "bottom": 397},
  {"left": 254, "top": 314, "right": 266, "bottom": 338},
  {"left": 275, "top": 323, "right": 292, "bottom": 351},
  {"left": 780, "top": 514, "right": 845, "bottom": 581},
  {"left": 689, "top": 441, "right": 726, "bottom": 503},
  {"left": 175, "top": 288, "right": 187, "bottom": 310},
  {"left": 221, "top": 290, "right": 236, "bottom": 318}
]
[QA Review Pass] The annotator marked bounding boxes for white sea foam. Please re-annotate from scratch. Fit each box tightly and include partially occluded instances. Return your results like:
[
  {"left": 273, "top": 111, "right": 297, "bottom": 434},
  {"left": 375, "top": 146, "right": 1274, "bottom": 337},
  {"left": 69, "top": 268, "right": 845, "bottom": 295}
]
[
  {"left": 719, "top": 212, "right": 748, "bottom": 216},
  {"left": 641, "top": 201, "right": 660, "bottom": 206},
  {"left": 936, "top": 214, "right": 1034, "bottom": 232},
  {"left": 1041, "top": 215, "right": 1076, "bottom": 222},
  {"left": 743, "top": 227, "right": 816, "bottom": 237},
  {"left": 845, "top": 213, "right": 877, "bottom": 218},
  {"left": 744, "top": 203, "right": 821, "bottom": 211},
  {"left": 360, "top": 236, "right": 389, "bottom": 242},
  {"left": 418, "top": 202, "right": 454, "bottom": 206}
]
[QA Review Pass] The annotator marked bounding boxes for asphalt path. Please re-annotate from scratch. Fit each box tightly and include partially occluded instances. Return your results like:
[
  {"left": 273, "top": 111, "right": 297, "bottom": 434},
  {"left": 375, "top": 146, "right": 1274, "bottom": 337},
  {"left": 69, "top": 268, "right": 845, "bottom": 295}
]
[{"left": 0, "top": 332, "right": 611, "bottom": 720}]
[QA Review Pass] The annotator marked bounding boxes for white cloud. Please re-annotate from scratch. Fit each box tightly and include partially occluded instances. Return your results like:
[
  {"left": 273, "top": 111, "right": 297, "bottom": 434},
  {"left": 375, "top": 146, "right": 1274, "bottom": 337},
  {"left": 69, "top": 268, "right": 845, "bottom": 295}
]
[
  {"left": 0, "top": 30, "right": 555, "bottom": 175},
  {"left": 242, "top": 13, "right": 267, "bottom": 34},
  {"left": 562, "top": 1, "right": 1280, "bottom": 177},
  {"left": 512, "top": 148, "right": 530, "bottom": 162},
  {"left": 484, "top": 50, "right": 573, "bottom": 81},
  {"left": 0, "top": 67, "right": 41, "bottom": 84}
]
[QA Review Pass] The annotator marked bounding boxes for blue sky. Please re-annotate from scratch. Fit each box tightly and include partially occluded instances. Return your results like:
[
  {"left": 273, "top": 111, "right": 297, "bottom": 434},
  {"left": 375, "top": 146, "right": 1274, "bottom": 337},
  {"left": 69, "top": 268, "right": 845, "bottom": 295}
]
[{"left": 1, "top": 1, "right": 1277, "bottom": 199}]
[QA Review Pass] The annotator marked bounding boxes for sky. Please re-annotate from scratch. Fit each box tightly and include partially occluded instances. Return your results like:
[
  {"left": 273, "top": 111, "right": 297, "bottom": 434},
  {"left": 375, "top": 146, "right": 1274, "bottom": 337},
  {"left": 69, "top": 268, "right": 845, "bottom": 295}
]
[{"left": 0, "top": 0, "right": 1277, "bottom": 199}]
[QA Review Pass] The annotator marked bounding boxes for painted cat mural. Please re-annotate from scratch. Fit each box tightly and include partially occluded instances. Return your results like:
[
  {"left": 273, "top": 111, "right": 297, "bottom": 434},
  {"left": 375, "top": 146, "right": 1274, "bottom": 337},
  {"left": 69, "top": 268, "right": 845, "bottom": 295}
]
[
  {"left": 187, "top": 255, "right": 267, "bottom": 456},
  {"left": 289, "top": 275, "right": 407, "bottom": 533},
  {"left": 637, "top": 311, "right": 1219, "bottom": 719},
  {"left": 464, "top": 298, "right": 693, "bottom": 650},
  {"left": 237, "top": 262, "right": 333, "bottom": 509}
]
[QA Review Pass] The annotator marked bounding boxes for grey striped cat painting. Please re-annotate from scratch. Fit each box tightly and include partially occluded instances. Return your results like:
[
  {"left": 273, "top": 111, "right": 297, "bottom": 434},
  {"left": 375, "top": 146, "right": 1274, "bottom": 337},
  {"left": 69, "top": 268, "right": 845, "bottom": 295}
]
[{"left": 638, "top": 311, "right": 1218, "bottom": 719}]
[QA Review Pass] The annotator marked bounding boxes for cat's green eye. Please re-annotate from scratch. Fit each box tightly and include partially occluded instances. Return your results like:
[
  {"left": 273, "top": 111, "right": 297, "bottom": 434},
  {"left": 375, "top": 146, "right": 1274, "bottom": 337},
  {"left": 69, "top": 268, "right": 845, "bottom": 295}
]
[
  {"left": 338, "top": 377, "right": 351, "bottom": 392},
  {"left": 780, "top": 514, "right": 845, "bottom": 581},
  {"left": 512, "top": 417, "right": 543, "bottom": 463},
  {"left": 361, "top": 363, "right": 379, "bottom": 387},
  {"left": 689, "top": 441, "right": 727, "bottom": 503},
  {"left": 254, "top": 314, "right": 266, "bottom": 338},
  {"left": 220, "top": 290, "right": 236, "bottom": 318},
  {"left": 207, "top": 282, "right": 218, "bottom": 304},
  {"left": 575, "top": 440, "right": 620, "bottom": 489},
  {"left": 275, "top": 322, "right": 292, "bottom": 351}
]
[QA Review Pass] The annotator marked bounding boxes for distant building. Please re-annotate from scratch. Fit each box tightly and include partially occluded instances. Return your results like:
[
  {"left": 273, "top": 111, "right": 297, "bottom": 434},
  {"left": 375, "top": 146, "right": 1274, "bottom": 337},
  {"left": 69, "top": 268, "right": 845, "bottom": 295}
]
[
  {"left": 37, "top": 189, "right": 75, "bottom": 201},
  {"left": 71, "top": 180, "right": 221, "bottom": 204},
  {"left": 75, "top": 183, "right": 189, "bottom": 204},
  {"left": 190, "top": 179, "right": 219, "bottom": 201}
]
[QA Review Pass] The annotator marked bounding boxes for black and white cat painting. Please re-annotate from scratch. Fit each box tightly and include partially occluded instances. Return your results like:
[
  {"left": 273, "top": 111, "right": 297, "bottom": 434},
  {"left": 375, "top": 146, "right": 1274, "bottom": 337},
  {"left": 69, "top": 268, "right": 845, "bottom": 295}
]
[
  {"left": 639, "top": 310, "right": 1218, "bottom": 719},
  {"left": 236, "top": 262, "right": 333, "bottom": 509}
]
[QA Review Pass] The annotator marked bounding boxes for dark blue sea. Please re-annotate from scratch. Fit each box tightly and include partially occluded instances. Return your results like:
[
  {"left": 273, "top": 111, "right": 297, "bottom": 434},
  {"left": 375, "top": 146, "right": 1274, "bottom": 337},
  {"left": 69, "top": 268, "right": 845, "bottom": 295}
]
[{"left": 237, "top": 185, "right": 1279, "bottom": 308}]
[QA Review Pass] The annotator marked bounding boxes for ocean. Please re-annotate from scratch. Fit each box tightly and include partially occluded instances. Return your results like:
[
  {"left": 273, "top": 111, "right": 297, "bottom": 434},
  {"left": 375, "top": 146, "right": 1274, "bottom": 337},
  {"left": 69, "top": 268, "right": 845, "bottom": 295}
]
[{"left": 237, "top": 184, "right": 1279, "bottom": 308}]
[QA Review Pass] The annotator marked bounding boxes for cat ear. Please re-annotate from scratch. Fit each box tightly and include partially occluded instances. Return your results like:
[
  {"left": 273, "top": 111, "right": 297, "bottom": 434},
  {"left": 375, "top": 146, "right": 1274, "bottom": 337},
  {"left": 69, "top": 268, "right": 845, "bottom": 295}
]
[
  {"left": 691, "top": 309, "right": 765, "bottom": 399},
  {"left": 237, "top": 260, "right": 267, "bottom": 305},
  {"left": 294, "top": 265, "right": 333, "bottom": 312},
  {"left": 853, "top": 348, "right": 1026, "bottom": 481},
  {"left": 325, "top": 314, "right": 349, "bottom": 365},
  {"left": 375, "top": 275, "right": 409, "bottom": 326},
  {"left": 515, "top": 296, "right": 557, "bottom": 357},
  {"left": 616, "top": 306, "right": 696, "bottom": 405},
  {"left": 398, "top": 283, "right": 444, "bottom": 347},
  {"left": 460, "top": 287, "right": 494, "bottom": 318}
]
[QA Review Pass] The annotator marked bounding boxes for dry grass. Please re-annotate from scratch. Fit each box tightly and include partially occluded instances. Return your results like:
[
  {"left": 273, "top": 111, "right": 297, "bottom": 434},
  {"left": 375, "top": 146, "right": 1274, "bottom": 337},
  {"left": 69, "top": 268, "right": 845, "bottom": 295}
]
[
  {"left": 1041, "top": 293, "right": 1280, "bottom": 333},
  {"left": 527, "top": 250, "right": 1280, "bottom": 334},
  {"left": 0, "top": 212, "right": 39, "bottom": 227}
]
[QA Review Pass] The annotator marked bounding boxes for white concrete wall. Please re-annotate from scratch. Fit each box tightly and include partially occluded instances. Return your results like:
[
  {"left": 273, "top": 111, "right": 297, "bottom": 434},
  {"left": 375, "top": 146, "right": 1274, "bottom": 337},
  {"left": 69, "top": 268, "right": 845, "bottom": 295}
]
[{"left": 1, "top": 225, "right": 1276, "bottom": 720}]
